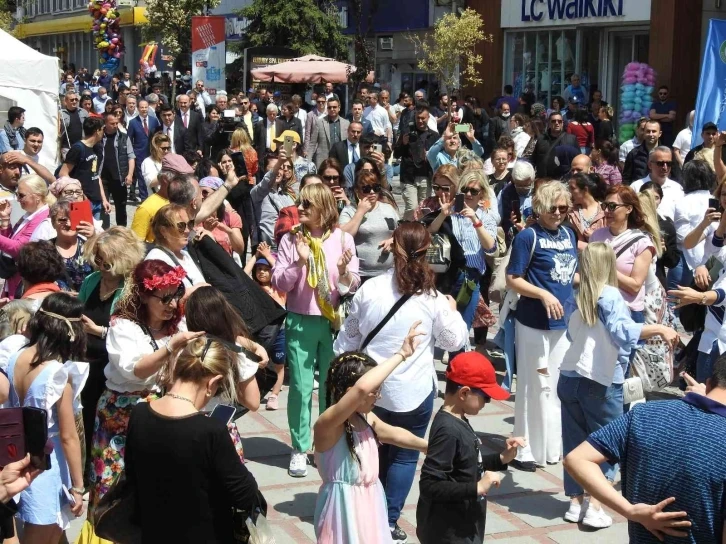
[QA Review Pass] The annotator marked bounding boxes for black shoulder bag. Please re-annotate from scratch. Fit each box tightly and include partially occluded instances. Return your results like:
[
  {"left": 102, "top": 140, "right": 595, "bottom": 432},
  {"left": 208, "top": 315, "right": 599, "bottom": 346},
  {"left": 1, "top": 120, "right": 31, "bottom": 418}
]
[{"left": 360, "top": 294, "right": 412, "bottom": 351}]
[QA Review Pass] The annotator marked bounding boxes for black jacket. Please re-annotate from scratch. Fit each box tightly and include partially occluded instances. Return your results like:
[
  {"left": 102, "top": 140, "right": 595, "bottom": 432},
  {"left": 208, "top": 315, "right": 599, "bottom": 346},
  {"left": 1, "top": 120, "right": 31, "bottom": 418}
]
[
  {"left": 328, "top": 139, "right": 354, "bottom": 167},
  {"left": 186, "top": 235, "right": 286, "bottom": 334},
  {"left": 154, "top": 119, "right": 193, "bottom": 156},
  {"left": 531, "top": 130, "right": 579, "bottom": 177},
  {"left": 393, "top": 124, "right": 439, "bottom": 184},
  {"left": 623, "top": 143, "right": 683, "bottom": 185},
  {"left": 176, "top": 109, "right": 204, "bottom": 151}
]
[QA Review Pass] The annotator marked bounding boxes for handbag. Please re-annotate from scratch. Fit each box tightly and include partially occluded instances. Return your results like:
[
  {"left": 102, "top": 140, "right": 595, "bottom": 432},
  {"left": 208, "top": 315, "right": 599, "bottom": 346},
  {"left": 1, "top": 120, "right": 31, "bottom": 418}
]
[
  {"left": 94, "top": 469, "right": 141, "bottom": 544},
  {"left": 0, "top": 254, "right": 16, "bottom": 280},
  {"left": 335, "top": 230, "right": 355, "bottom": 331},
  {"left": 232, "top": 490, "right": 270, "bottom": 544},
  {"left": 623, "top": 376, "right": 645, "bottom": 404},
  {"left": 485, "top": 226, "right": 507, "bottom": 263},
  {"left": 426, "top": 232, "right": 451, "bottom": 273}
]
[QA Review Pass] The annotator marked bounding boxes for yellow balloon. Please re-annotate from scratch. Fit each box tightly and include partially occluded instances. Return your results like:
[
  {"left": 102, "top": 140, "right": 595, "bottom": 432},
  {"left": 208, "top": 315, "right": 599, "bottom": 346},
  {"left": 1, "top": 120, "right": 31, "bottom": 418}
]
[{"left": 98, "top": 41, "right": 109, "bottom": 48}]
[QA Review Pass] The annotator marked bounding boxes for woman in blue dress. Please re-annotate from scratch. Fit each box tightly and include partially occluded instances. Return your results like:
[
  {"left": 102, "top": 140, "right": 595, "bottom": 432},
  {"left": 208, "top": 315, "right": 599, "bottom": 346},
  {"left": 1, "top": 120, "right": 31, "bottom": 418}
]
[{"left": 6, "top": 292, "right": 87, "bottom": 542}]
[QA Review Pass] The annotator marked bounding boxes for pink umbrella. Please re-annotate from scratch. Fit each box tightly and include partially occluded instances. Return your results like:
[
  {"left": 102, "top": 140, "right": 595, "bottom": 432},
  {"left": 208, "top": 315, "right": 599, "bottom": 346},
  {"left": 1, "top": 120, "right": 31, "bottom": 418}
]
[{"left": 250, "top": 54, "right": 373, "bottom": 84}]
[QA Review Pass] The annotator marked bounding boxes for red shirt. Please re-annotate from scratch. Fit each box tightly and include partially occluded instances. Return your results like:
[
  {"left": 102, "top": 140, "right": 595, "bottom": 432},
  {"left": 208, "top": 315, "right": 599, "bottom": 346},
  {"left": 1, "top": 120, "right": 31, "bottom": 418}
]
[{"left": 566, "top": 122, "right": 594, "bottom": 148}]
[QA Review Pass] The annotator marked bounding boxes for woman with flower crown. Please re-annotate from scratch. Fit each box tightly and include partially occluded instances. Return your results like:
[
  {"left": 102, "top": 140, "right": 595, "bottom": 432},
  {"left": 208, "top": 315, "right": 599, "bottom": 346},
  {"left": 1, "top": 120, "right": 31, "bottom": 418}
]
[{"left": 82, "top": 259, "right": 204, "bottom": 535}]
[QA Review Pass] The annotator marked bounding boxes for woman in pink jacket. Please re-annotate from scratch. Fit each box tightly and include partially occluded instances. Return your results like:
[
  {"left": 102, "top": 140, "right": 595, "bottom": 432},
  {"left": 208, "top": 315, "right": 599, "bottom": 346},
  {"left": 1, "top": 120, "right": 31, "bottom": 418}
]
[
  {"left": 272, "top": 183, "right": 360, "bottom": 478},
  {"left": 0, "top": 174, "right": 55, "bottom": 298}
]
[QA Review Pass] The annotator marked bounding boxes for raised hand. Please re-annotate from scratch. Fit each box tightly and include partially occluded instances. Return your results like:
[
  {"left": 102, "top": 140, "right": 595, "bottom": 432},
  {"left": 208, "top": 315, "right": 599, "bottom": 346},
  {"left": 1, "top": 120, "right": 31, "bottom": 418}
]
[{"left": 295, "top": 231, "right": 310, "bottom": 265}]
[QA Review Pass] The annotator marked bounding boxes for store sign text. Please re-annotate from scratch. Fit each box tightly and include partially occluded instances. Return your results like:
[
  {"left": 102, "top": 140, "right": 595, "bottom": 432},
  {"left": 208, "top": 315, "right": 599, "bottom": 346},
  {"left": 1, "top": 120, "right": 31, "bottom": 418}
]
[{"left": 521, "top": 0, "right": 624, "bottom": 22}]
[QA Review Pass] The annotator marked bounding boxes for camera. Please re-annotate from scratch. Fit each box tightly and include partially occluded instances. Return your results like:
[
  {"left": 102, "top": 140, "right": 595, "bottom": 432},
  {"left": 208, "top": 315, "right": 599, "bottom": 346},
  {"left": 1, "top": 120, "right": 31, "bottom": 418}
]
[
  {"left": 219, "top": 109, "right": 243, "bottom": 133},
  {"left": 408, "top": 121, "right": 419, "bottom": 143}
]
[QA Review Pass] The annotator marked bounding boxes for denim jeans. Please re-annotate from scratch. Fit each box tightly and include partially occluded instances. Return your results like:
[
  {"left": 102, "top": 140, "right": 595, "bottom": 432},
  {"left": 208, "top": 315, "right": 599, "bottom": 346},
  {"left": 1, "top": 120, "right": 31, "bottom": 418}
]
[
  {"left": 697, "top": 341, "right": 720, "bottom": 384},
  {"left": 667, "top": 254, "right": 694, "bottom": 316},
  {"left": 558, "top": 374, "right": 623, "bottom": 496},
  {"left": 449, "top": 267, "right": 482, "bottom": 357},
  {"left": 373, "top": 387, "right": 435, "bottom": 526},
  {"left": 90, "top": 200, "right": 103, "bottom": 220}
]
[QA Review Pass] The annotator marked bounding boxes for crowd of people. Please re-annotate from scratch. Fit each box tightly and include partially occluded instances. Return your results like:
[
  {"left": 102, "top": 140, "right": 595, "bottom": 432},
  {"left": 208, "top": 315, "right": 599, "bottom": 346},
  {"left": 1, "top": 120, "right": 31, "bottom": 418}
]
[{"left": 0, "top": 64, "right": 720, "bottom": 544}]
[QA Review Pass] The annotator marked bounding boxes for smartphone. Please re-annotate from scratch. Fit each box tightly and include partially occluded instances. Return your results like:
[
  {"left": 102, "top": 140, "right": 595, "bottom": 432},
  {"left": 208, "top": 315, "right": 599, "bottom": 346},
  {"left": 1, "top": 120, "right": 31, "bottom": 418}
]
[
  {"left": 510, "top": 200, "right": 521, "bottom": 221},
  {"left": 454, "top": 193, "right": 466, "bottom": 213},
  {"left": 709, "top": 198, "right": 721, "bottom": 213},
  {"left": 69, "top": 200, "right": 93, "bottom": 231},
  {"left": 62, "top": 485, "right": 76, "bottom": 506},
  {"left": 372, "top": 143, "right": 383, "bottom": 154},
  {"left": 210, "top": 404, "right": 236, "bottom": 425},
  {"left": 23, "top": 407, "right": 50, "bottom": 471},
  {"left": 283, "top": 135, "right": 294, "bottom": 156},
  {"left": 455, "top": 124, "right": 469, "bottom": 133}
]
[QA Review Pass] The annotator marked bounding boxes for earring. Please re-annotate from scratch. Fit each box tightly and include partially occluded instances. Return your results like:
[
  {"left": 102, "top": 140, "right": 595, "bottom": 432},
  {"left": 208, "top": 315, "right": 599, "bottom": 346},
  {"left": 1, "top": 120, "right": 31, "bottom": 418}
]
[{"left": 206, "top": 390, "right": 212, "bottom": 397}]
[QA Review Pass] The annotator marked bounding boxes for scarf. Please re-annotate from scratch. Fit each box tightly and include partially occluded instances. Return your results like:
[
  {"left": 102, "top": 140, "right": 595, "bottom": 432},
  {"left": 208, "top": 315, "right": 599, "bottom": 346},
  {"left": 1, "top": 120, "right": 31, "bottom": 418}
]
[
  {"left": 21, "top": 282, "right": 61, "bottom": 299},
  {"left": 3, "top": 122, "right": 26, "bottom": 150},
  {"left": 297, "top": 225, "right": 336, "bottom": 323}
]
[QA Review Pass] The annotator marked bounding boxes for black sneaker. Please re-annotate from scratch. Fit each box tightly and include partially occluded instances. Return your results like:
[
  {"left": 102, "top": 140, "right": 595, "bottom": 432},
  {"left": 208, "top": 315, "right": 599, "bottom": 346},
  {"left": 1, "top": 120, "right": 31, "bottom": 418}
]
[
  {"left": 510, "top": 459, "right": 537, "bottom": 472},
  {"left": 390, "top": 524, "right": 408, "bottom": 544}
]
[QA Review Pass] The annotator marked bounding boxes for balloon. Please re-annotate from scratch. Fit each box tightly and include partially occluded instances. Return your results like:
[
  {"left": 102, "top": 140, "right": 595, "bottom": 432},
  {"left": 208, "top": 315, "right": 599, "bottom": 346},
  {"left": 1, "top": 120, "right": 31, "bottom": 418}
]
[
  {"left": 113, "top": 52, "right": 121, "bottom": 58},
  {"left": 111, "top": 38, "right": 118, "bottom": 44}
]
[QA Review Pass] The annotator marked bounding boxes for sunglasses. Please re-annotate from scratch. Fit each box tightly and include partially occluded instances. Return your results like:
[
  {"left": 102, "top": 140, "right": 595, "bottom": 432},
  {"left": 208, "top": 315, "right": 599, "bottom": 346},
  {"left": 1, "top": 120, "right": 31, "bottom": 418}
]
[
  {"left": 322, "top": 174, "right": 339, "bottom": 182},
  {"left": 654, "top": 160, "right": 672, "bottom": 168},
  {"left": 160, "top": 146, "right": 171, "bottom": 152},
  {"left": 150, "top": 285, "right": 185, "bottom": 305},
  {"left": 432, "top": 184, "right": 451, "bottom": 193},
  {"left": 317, "top": 100, "right": 326, "bottom": 104},
  {"left": 241, "top": 101, "right": 249, "bottom": 105},
  {"left": 547, "top": 205, "right": 569, "bottom": 214},
  {"left": 601, "top": 202, "right": 627, "bottom": 212},
  {"left": 550, "top": 119, "right": 564, "bottom": 124},
  {"left": 61, "top": 189, "right": 84, "bottom": 197},
  {"left": 360, "top": 184, "right": 382, "bottom": 194},
  {"left": 299, "top": 199, "right": 312, "bottom": 209},
  {"left": 462, "top": 187, "right": 481, "bottom": 196},
  {"left": 175, "top": 220, "right": 195, "bottom": 234},
  {"left": 94, "top": 255, "right": 112, "bottom": 271}
]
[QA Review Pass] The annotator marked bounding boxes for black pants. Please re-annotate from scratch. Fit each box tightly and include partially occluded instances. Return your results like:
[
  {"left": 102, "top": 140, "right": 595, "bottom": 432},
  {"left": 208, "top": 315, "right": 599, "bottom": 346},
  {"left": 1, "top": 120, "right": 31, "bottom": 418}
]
[{"left": 103, "top": 179, "right": 128, "bottom": 227}]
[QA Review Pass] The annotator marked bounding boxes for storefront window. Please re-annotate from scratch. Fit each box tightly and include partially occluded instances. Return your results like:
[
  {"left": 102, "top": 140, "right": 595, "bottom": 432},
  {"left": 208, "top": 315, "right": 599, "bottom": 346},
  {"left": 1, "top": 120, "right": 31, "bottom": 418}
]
[{"left": 400, "top": 72, "right": 439, "bottom": 100}]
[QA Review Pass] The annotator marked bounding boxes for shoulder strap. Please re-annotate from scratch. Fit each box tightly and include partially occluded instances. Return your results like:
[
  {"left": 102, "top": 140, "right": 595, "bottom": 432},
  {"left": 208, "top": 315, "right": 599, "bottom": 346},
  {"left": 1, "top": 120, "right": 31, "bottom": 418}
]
[
  {"left": 526, "top": 227, "right": 537, "bottom": 269},
  {"left": 361, "top": 294, "right": 412, "bottom": 351},
  {"left": 153, "top": 245, "right": 194, "bottom": 285},
  {"left": 615, "top": 234, "right": 646, "bottom": 258}
]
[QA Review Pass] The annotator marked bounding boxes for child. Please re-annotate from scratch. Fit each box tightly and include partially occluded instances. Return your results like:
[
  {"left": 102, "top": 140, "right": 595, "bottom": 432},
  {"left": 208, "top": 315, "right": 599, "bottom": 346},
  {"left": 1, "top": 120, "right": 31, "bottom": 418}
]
[
  {"left": 313, "top": 322, "right": 427, "bottom": 544},
  {"left": 416, "top": 351, "right": 523, "bottom": 544},
  {"left": 558, "top": 242, "right": 678, "bottom": 527},
  {"left": 244, "top": 241, "right": 286, "bottom": 410}
]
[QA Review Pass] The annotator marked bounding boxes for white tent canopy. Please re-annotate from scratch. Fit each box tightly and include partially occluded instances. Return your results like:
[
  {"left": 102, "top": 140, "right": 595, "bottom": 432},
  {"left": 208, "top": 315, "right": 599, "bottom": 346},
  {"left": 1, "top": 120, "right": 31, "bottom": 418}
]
[{"left": 0, "top": 29, "right": 59, "bottom": 169}]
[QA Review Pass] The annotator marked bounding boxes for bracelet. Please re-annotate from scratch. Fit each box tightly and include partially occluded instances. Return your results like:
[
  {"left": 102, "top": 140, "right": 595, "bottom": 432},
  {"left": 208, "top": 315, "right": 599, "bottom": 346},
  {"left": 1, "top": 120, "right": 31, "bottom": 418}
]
[
  {"left": 396, "top": 350, "right": 407, "bottom": 360},
  {"left": 101, "top": 326, "right": 108, "bottom": 339},
  {"left": 70, "top": 486, "right": 85, "bottom": 495},
  {"left": 222, "top": 182, "right": 232, "bottom": 192},
  {"left": 472, "top": 221, "right": 483, "bottom": 229}
]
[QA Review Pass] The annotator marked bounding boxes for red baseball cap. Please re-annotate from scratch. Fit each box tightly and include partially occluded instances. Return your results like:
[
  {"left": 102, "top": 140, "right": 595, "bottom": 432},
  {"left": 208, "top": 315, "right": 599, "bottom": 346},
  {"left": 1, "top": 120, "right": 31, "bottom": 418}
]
[{"left": 446, "top": 352, "right": 509, "bottom": 401}]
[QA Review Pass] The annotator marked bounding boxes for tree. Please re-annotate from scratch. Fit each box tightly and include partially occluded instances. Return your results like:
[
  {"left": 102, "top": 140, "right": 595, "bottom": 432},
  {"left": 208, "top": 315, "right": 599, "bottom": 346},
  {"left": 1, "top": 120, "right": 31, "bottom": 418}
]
[
  {"left": 346, "top": 0, "right": 378, "bottom": 91},
  {"left": 0, "top": 0, "right": 18, "bottom": 35},
  {"left": 233, "top": 0, "right": 347, "bottom": 60},
  {"left": 141, "top": 0, "right": 220, "bottom": 98},
  {"left": 409, "top": 8, "right": 492, "bottom": 92}
]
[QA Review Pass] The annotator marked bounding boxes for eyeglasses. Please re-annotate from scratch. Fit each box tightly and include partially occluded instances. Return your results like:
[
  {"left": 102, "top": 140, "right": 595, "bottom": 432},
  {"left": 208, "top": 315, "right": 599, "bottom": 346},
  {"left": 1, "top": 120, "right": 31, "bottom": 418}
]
[
  {"left": 601, "top": 202, "right": 627, "bottom": 212},
  {"left": 432, "top": 184, "right": 451, "bottom": 193},
  {"left": 547, "top": 205, "right": 569, "bottom": 214},
  {"left": 149, "top": 285, "right": 185, "bottom": 305},
  {"left": 241, "top": 101, "right": 249, "bottom": 105},
  {"left": 462, "top": 187, "right": 481, "bottom": 196},
  {"left": 160, "top": 146, "right": 171, "bottom": 152},
  {"left": 55, "top": 216, "right": 71, "bottom": 225},
  {"left": 174, "top": 220, "right": 195, "bottom": 234},
  {"left": 550, "top": 119, "right": 564, "bottom": 124},
  {"left": 93, "top": 255, "right": 112, "bottom": 271},
  {"left": 322, "top": 174, "right": 339, "bottom": 182},
  {"left": 317, "top": 100, "right": 326, "bottom": 104},
  {"left": 654, "top": 160, "right": 672, "bottom": 168},
  {"left": 280, "top": 165, "right": 292, "bottom": 171},
  {"left": 200, "top": 333, "right": 243, "bottom": 362},
  {"left": 17, "top": 193, "right": 28, "bottom": 200},
  {"left": 360, "top": 184, "right": 382, "bottom": 194},
  {"left": 61, "top": 189, "right": 84, "bottom": 197},
  {"left": 299, "top": 199, "right": 312, "bottom": 209}
]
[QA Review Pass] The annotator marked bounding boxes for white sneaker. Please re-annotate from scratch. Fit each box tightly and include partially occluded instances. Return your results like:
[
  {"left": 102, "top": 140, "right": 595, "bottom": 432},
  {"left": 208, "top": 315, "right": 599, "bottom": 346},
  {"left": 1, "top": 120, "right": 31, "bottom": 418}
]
[
  {"left": 563, "top": 501, "right": 584, "bottom": 523},
  {"left": 288, "top": 450, "right": 308, "bottom": 477},
  {"left": 582, "top": 505, "right": 613, "bottom": 529}
]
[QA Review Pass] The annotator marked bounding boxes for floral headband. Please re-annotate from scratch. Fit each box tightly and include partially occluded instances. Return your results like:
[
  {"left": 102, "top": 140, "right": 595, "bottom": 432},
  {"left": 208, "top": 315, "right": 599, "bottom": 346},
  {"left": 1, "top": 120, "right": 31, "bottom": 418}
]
[{"left": 142, "top": 266, "right": 187, "bottom": 291}]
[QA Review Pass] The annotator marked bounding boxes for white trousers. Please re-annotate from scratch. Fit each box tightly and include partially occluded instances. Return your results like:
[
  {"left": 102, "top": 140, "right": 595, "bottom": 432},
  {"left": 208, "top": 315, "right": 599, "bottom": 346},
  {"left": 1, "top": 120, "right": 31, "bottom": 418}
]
[{"left": 513, "top": 321, "right": 569, "bottom": 465}]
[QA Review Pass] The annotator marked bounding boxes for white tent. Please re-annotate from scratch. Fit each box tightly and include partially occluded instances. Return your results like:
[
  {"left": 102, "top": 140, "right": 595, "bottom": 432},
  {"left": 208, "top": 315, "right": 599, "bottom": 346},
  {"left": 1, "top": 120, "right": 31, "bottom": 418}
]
[{"left": 0, "top": 30, "right": 59, "bottom": 169}]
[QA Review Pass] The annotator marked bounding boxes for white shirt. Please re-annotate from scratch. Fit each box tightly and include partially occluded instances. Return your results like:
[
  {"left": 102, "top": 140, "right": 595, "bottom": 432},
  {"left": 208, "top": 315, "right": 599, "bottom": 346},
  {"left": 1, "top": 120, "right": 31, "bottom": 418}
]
[
  {"left": 163, "top": 123, "right": 175, "bottom": 153},
  {"left": 146, "top": 248, "right": 205, "bottom": 287},
  {"left": 294, "top": 109, "right": 308, "bottom": 141},
  {"left": 619, "top": 136, "right": 640, "bottom": 163},
  {"left": 674, "top": 189, "right": 712, "bottom": 270},
  {"left": 93, "top": 95, "right": 110, "bottom": 114},
  {"left": 347, "top": 140, "right": 360, "bottom": 164},
  {"left": 180, "top": 111, "right": 190, "bottom": 128},
  {"left": 141, "top": 157, "right": 162, "bottom": 194},
  {"left": 333, "top": 269, "right": 468, "bottom": 412},
  {"left": 673, "top": 127, "right": 693, "bottom": 162},
  {"left": 125, "top": 108, "right": 139, "bottom": 122},
  {"left": 365, "top": 104, "right": 392, "bottom": 139},
  {"left": 698, "top": 235, "right": 726, "bottom": 354},
  {"left": 630, "top": 176, "right": 683, "bottom": 221}
]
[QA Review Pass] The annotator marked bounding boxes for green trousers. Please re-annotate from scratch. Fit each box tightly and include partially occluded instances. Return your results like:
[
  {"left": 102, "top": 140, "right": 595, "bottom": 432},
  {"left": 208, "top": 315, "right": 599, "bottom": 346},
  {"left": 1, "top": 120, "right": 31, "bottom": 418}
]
[{"left": 286, "top": 312, "right": 334, "bottom": 452}]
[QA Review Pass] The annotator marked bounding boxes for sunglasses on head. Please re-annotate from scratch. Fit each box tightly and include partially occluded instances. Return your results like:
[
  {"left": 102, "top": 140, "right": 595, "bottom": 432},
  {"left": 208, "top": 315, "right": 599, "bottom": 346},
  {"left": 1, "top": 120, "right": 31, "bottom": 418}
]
[
  {"left": 601, "top": 202, "right": 627, "bottom": 212},
  {"left": 547, "top": 205, "right": 569, "bottom": 214},
  {"left": 175, "top": 220, "right": 195, "bottom": 234},
  {"left": 360, "top": 184, "right": 382, "bottom": 194},
  {"left": 462, "top": 187, "right": 481, "bottom": 196},
  {"left": 150, "top": 284, "right": 185, "bottom": 305},
  {"left": 432, "top": 184, "right": 451, "bottom": 192},
  {"left": 200, "top": 333, "right": 243, "bottom": 362}
]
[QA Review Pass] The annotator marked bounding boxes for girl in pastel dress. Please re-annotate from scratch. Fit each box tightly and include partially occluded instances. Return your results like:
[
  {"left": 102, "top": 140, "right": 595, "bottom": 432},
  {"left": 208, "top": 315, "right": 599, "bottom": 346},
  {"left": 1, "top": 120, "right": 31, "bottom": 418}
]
[
  {"left": 6, "top": 293, "right": 87, "bottom": 543},
  {"left": 313, "top": 322, "right": 427, "bottom": 544}
]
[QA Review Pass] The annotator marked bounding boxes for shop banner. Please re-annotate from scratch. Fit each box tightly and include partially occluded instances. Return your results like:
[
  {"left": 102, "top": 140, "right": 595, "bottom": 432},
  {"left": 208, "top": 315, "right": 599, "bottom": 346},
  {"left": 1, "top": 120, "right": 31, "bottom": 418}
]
[
  {"left": 693, "top": 19, "right": 726, "bottom": 147},
  {"left": 191, "top": 16, "right": 225, "bottom": 96}
]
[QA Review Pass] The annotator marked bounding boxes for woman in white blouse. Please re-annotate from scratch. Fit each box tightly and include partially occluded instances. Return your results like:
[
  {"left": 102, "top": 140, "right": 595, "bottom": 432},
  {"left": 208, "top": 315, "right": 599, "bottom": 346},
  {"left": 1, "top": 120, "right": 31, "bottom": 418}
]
[
  {"left": 334, "top": 222, "right": 468, "bottom": 537},
  {"left": 141, "top": 133, "right": 171, "bottom": 195},
  {"left": 84, "top": 259, "right": 202, "bottom": 533}
]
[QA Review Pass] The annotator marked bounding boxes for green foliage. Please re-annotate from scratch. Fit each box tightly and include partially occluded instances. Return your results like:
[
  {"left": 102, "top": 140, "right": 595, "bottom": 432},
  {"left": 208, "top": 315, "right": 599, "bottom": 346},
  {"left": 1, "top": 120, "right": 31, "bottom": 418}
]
[
  {"left": 0, "top": 0, "right": 17, "bottom": 35},
  {"left": 410, "top": 8, "right": 492, "bottom": 91},
  {"left": 233, "top": 0, "right": 347, "bottom": 60},
  {"left": 141, "top": 0, "right": 221, "bottom": 60}
]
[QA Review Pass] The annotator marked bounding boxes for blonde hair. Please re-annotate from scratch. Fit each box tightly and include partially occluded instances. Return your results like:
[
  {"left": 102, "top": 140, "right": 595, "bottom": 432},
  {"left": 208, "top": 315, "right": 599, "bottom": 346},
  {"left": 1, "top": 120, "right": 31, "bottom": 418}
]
[
  {"left": 532, "top": 180, "right": 572, "bottom": 216},
  {"left": 637, "top": 190, "right": 663, "bottom": 258},
  {"left": 19, "top": 174, "right": 55, "bottom": 207},
  {"left": 576, "top": 242, "right": 618, "bottom": 326},
  {"left": 456, "top": 150, "right": 484, "bottom": 174},
  {"left": 149, "top": 133, "right": 170, "bottom": 162},
  {"left": 300, "top": 183, "right": 338, "bottom": 232},
  {"left": 458, "top": 169, "right": 492, "bottom": 201},
  {"left": 164, "top": 337, "right": 240, "bottom": 403},
  {"left": 0, "top": 299, "right": 34, "bottom": 341},
  {"left": 230, "top": 128, "right": 253, "bottom": 154},
  {"left": 83, "top": 226, "right": 146, "bottom": 277},
  {"left": 433, "top": 164, "right": 460, "bottom": 188},
  {"left": 152, "top": 204, "right": 188, "bottom": 247}
]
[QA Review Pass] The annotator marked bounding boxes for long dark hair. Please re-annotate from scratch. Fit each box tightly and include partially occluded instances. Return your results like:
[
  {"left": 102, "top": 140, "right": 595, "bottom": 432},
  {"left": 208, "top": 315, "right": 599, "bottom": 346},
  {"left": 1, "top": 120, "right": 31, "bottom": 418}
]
[
  {"left": 393, "top": 222, "right": 436, "bottom": 296},
  {"left": 325, "top": 352, "right": 378, "bottom": 466},
  {"left": 595, "top": 139, "right": 619, "bottom": 166},
  {"left": 26, "top": 293, "right": 86, "bottom": 368},
  {"left": 569, "top": 172, "right": 608, "bottom": 202},
  {"left": 185, "top": 285, "right": 250, "bottom": 341}
]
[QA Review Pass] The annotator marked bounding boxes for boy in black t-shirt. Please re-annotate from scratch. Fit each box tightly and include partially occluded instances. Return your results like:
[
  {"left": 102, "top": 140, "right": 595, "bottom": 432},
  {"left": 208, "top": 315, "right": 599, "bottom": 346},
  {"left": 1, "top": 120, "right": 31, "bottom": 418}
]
[
  {"left": 416, "top": 353, "right": 525, "bottom": 544},
  {"left": 58, "top": 116, "right": 110, "bottom": 219}
]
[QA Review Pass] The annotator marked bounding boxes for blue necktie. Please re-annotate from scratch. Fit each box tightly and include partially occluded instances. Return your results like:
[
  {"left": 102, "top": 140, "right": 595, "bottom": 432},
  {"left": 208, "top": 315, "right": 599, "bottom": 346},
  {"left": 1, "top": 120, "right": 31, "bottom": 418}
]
[{"left": 351, "top": 144, "right": 359, "bottom": 163}]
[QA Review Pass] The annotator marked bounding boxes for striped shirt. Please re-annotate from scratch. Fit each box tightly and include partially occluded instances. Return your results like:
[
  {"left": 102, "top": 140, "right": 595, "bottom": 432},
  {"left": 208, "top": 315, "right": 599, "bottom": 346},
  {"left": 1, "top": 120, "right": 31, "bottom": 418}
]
[
  {"left": 588, "top": 394, "right": 726, "bottom": 543},
  {"left": 450, "top": 207, "right": 499, "bottom": 274}
]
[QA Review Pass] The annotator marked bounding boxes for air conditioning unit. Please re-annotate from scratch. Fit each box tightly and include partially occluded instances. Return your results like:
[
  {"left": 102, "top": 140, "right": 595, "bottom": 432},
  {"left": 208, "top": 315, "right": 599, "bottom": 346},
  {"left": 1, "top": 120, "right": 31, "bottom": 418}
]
[
  {"left": 379, "top": 37, "right": 393, "bottom": 51},
  {"left": 116, "top": 0, "right": 135, "bottom": 6}
]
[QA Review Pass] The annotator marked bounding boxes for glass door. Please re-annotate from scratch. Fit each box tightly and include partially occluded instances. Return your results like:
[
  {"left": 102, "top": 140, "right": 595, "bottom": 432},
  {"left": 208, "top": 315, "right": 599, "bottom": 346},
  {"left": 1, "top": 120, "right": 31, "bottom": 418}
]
[{"left": 604, "top": 29, "right": 650, "bottom": 121}]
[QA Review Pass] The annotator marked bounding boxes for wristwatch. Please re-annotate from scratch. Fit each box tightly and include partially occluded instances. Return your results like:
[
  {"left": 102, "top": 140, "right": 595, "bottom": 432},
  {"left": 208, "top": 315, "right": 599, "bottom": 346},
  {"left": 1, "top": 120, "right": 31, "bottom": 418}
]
[
  {"left": 700, "top": 293, "right": 709, "bottom": 305},
  {"left": 222, "top": 182, "right": 232, "bottom": 192}
]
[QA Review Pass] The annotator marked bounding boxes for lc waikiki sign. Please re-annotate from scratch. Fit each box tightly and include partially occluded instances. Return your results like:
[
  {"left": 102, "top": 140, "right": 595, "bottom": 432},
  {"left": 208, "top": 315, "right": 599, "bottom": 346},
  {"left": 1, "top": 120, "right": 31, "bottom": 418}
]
[{"left": 501, "top": 0, "right": 651, "bottom": 27}]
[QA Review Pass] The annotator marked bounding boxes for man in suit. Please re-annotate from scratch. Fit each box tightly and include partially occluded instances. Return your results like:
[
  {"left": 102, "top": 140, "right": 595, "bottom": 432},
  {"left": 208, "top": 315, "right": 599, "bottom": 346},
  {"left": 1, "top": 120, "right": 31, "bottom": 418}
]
[
  {"left": 328, "top": 121, "right": 362, "bottom": 168},
  {"left": 309, "top": 98, "right": 349, "bottom": 169},
  {"left": 127, "top": 99, "right": 160, "bottom": 201},
  {"left": 176, "top": 93, "right": 204, "bottom": 153},
  {"left": 304, "top": 95, "right": 328, "bottom": 156},
  {"left": 155, "top": 104, "right": 192, "bottom": 156},
  {"left": 257, "top": 103, "right": 280, "bottom": 171},
  {"left": 277, "top": 102, "right": 304, "bottom": 141},
  {"left": 346, "top": 99, "right": 373, "bottom": 136}
]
